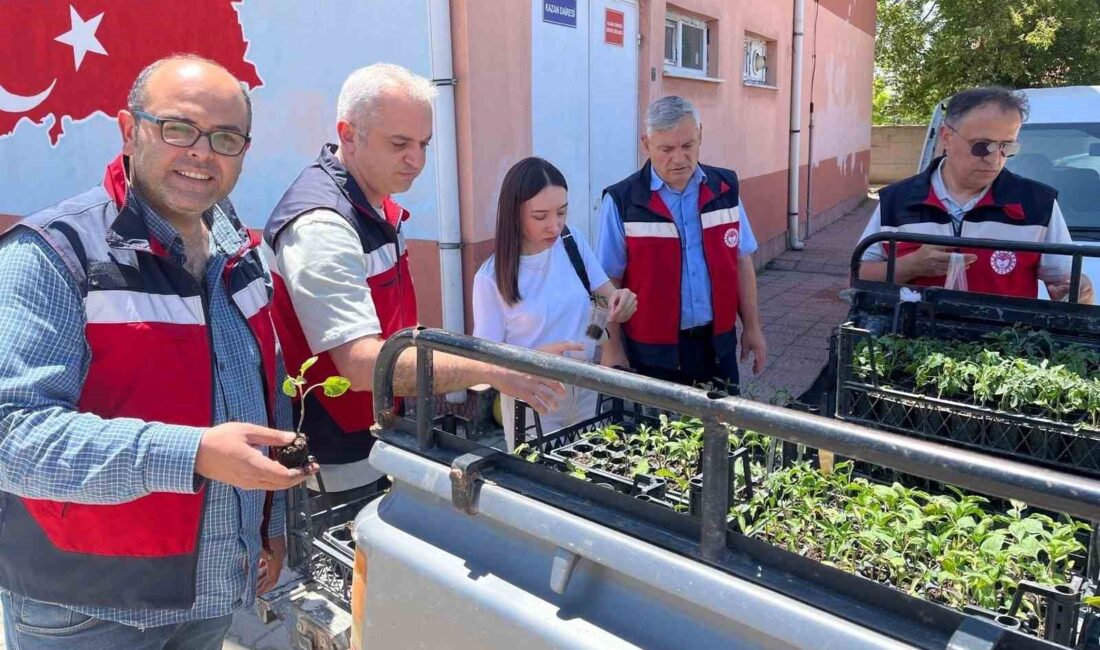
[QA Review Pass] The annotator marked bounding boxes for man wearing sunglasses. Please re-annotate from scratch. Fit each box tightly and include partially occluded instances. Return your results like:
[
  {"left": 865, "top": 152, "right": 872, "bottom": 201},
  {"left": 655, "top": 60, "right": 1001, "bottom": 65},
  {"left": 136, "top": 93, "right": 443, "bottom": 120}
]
[
  {"left": 0, "top": 55, "right": 312, "bottom": 649},
  {"left": 859, "top": 86, "right": 1093, "bottom": 303}
]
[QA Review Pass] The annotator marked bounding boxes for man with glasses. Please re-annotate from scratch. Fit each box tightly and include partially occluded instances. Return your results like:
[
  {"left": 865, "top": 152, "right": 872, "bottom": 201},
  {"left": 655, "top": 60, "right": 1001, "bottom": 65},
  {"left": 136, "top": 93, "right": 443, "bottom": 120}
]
[
  {"left": 0, "top": 55, "right": 312, "bottom": 649},
  {"left": 859, "top": 86, "right": 1093, "bottom": 303}
]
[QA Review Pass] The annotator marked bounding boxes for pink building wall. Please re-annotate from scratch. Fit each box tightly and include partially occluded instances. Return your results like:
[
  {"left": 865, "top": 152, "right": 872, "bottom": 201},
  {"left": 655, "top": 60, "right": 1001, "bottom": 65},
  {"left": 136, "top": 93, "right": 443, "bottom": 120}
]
[
  {"left": 450, "top": 0, "right": 534, "bottom": 330},
  {"left": 638, "top": 0, "right": 874, "bottom": 263},
  {"left": 440, "top": 0, "right": 874, "bottom": 329}
]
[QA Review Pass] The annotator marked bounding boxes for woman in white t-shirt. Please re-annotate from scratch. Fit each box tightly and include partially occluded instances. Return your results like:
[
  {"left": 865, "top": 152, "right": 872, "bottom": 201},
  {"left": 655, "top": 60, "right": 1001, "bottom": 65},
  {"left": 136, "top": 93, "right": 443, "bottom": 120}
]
[{"left": 473, "top": 157, "right": 638, "bottom": 450}]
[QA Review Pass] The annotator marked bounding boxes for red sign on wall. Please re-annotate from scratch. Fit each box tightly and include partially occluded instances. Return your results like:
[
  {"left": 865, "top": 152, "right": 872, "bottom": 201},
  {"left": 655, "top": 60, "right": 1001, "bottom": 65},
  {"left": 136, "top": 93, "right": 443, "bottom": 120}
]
[{"left": 604, "top": 9, "right": 625, "bottom": 46}]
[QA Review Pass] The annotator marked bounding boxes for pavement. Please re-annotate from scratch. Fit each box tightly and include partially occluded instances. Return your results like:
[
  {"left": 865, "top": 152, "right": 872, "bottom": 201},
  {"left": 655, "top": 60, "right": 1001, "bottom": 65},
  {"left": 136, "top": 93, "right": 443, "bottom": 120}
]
[
  {"left": 0, "top": 194, "right": 878, "bottom": 650},
  {"left": 735, "top": 194, "right": 876, "bottom": 403}
]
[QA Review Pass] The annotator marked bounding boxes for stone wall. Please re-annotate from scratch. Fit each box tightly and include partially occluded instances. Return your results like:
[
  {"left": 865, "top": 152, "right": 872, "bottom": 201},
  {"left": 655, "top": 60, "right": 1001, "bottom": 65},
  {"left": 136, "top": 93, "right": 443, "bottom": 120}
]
[{"left": 871, "top": 125, "right": 927, "bottom": 184}]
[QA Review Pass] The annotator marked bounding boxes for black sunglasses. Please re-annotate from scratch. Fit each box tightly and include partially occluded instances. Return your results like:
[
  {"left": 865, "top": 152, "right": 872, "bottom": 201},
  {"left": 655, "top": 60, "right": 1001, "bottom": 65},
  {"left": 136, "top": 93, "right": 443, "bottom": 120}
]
[
  {"left": 944, "top": 122, "right": 1021, "bottom": 158},
  {"left": 133, "top": 111, "right": 251, "bottom": 157}
]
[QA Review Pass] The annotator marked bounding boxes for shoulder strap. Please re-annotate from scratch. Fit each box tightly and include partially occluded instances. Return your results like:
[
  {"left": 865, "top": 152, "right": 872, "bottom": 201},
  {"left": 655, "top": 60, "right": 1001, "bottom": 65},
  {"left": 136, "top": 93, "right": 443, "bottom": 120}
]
[{"left": 560, "top": 226, "right": 591, "bottom": 295}]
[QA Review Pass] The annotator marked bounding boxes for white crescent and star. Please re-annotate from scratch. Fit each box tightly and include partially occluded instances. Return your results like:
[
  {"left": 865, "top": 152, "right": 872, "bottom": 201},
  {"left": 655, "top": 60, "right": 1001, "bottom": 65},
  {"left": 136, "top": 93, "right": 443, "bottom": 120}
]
[{"left": 0, "top": 4, "right": 108, "bottom": 114}]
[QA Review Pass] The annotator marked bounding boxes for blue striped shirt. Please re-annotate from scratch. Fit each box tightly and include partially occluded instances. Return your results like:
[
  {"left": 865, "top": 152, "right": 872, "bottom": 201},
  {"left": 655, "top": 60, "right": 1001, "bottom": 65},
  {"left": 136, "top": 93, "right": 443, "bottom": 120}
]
[{"left": 0, "top": 192, "right": 290, "bottom": 628}]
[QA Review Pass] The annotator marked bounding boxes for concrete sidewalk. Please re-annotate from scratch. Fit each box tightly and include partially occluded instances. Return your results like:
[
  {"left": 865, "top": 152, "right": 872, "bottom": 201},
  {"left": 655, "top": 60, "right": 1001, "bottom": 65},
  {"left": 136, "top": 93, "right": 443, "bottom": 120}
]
[{"left": 736, "top": 194, "right": 876, "bottom": 403}]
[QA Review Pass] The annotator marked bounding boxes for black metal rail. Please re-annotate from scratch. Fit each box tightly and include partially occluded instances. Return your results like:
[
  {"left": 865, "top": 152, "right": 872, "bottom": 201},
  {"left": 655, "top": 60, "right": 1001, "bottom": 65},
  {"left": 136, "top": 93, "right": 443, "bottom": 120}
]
[{"left": 371, "top": 327, "right": 1100, "bottom": 565}]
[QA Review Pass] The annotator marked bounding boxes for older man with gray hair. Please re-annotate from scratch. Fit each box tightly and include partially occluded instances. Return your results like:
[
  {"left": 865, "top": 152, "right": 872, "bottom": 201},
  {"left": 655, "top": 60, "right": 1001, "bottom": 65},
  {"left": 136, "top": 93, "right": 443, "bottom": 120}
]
[
  {"left": 597, "top": 95, "right": 767, "bottom": 392},
  {"left": 264, "top": 64, "right": 564, "bottom": 493}
]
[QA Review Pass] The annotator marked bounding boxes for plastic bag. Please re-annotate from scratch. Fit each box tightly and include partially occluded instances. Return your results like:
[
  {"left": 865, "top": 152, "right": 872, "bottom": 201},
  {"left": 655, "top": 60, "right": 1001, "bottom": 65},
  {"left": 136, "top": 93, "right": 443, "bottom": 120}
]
[
  {"left": 584, "top": 302, "right": 610, "bottom": 343},
  {"left": 944, "top": 251, "right": 969, "bottom": 291},
  {"left": 566, "top": 302, "right": 610, "bottom": 363}
]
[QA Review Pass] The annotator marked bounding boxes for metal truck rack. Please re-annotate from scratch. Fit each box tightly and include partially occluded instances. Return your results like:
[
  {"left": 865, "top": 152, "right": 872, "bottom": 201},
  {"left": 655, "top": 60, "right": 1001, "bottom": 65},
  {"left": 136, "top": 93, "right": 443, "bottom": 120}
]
[
  {"left": 362, "top": 327, "right": 1100, "bottom": 649},
  {"left": 797, "top": 233, "right": 1100, "bottom": 644},
  {"left": 826, "top": 232, "right": 1100, "bottom": 479}
]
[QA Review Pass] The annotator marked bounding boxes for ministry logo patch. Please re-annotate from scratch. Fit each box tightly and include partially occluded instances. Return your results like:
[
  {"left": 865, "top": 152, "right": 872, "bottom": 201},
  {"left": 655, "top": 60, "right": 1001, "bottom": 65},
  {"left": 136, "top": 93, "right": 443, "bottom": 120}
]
[
  {"left": 724, "top": 228, "right": 739, "bottom": 249},
  {"left": 990, "top": 250, "right": 1017, "bottom": 275}
]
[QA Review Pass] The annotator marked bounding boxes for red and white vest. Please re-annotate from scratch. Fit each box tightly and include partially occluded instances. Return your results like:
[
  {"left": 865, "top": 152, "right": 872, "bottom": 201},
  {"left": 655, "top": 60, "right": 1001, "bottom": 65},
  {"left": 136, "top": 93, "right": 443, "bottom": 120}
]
[
  {"left": 603, "top": 162, "right": 741, "bottom": 370},
  {"left": 0, "top": 155, "right": 279, "bottom": 609},
  {"left": 877, "top": 157, "right": 1058, "bottom": 298},
  {"left": 264, "top": 144, "right": 418, "bottom": 466}
]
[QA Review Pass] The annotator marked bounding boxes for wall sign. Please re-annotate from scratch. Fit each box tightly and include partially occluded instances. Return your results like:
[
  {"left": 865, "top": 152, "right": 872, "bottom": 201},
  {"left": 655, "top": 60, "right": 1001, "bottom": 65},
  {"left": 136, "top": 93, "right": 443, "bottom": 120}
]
[
  {"left": 604, "top": 9, "right": 625, "bottom": 46},
  {"left": 543, "top": 0, "right": 577, "bottom": 28}
]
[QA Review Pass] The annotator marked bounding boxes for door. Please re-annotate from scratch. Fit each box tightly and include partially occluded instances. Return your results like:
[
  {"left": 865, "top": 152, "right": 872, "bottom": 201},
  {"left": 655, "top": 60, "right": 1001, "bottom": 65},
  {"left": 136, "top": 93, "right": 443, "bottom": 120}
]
[
  {"left": 532, "top": 0, "right": 638, "bottom": 244},
  {"left": 587, "top": 0, "right": 638, "bottom": 245}
]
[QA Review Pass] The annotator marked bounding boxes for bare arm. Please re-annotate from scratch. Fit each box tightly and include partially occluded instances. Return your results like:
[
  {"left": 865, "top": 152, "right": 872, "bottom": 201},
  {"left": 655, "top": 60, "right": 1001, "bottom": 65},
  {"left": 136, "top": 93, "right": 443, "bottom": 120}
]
[
  {"left": 598, "top": 278, "right": 632, "bottom": 368},
  {"left": 737, "top": 257, "right": 767, "bottom": 374},
  {"left": 328, "top": 334, "right": 566, "bottom": 413}
]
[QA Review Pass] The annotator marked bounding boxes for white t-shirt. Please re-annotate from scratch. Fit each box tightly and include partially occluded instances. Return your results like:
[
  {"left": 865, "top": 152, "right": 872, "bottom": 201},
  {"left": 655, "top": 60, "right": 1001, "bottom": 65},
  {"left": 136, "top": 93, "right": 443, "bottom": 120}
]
[
  {"left": 270, "top": 208, "right": 384, "bottom": 354},
  {"left": 473, "top": 230, "right": 610, "bottom": 361}
]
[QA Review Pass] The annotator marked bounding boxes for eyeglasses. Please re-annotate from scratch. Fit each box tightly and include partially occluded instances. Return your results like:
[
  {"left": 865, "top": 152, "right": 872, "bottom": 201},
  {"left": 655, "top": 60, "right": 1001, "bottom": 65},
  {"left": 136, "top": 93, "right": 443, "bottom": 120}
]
[
  {"left": 133, "top": 111, "right": 251, "bottom": 157},
  {"left": 944, "top": 122, "right": 1021, "bottom": 158}
]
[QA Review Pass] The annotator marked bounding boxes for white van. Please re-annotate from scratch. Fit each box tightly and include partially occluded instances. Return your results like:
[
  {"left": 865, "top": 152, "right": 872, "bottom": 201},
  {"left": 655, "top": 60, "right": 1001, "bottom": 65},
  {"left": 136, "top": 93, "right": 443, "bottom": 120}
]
[{"left": 919, "top": 86, "right": 1100, "bottom": 300}]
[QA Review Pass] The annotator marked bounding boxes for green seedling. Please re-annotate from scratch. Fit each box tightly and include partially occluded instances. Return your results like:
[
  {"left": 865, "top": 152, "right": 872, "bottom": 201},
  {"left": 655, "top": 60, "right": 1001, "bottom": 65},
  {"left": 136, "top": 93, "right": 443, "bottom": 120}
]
[
  {"left": 276, "top": 356, "right": 351, "bottom": 468},
  {"left": 733, "top": 461, "right": 1088, "bottom": 626},
  {"left": 853, "top": 328, "right": 1100, "bottom": 429}
]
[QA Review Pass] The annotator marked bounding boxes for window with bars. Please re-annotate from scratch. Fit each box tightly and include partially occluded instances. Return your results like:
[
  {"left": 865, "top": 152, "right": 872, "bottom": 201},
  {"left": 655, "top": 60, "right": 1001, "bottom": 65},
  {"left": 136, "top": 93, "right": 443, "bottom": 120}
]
[{"left": 743, "top": 33, "right": 778, "bottom": 87}]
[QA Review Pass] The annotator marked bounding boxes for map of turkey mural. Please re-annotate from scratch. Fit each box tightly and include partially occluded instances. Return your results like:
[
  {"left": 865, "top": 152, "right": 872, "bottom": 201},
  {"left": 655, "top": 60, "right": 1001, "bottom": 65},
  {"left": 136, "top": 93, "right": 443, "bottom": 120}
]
[{"left": 0, "top": 1, "right": 262, "bottom": 144}]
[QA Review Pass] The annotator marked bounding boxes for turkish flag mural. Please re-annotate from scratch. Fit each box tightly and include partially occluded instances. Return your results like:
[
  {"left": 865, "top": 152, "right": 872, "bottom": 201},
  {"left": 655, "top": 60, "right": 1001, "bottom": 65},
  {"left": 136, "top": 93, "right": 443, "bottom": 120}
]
[
  {"left": 0, "top": 1, "right": 262, "bottom": 145},
  {"left": 0, "top": 1, "right": 446, "bottom": 238}
]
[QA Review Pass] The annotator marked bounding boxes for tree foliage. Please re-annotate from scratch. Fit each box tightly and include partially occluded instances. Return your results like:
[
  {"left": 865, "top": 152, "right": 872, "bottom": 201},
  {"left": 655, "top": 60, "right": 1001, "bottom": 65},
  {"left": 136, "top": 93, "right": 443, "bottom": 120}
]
[{"left": 875, "top": 0, "right": 1100, "bottom": 125}]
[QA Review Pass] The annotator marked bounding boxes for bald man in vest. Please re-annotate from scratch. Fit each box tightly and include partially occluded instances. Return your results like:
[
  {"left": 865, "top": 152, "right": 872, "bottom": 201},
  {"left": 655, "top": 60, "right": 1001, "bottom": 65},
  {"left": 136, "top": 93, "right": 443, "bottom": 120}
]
[
  {"left": 0, "top": 55, "right": 310, "bottom": 648},
  {"left": 598, "top": 95, "right": 767, "bottom": 393},
  {"left": 265, "top": 64, "right": 565, "bottom": 494}
]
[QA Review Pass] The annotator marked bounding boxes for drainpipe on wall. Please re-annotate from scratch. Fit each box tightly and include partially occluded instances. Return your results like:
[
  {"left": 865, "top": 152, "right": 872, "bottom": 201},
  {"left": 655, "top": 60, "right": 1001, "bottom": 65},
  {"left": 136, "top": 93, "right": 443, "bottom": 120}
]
[
  {"left": 787, "top": 0, "right": 806, "bottom": 251},
  {"left": 428, "top": 0, "right": 466, "bottom": 403},
  {"left": 805, "top": 101, "right": 815, "bottom": 240}
]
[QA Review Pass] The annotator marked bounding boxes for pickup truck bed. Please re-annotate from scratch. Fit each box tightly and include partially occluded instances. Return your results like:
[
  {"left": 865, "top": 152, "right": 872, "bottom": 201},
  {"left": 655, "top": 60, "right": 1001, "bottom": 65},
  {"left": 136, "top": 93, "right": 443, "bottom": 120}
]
[{"left": 359, "top": 439, "right": 914, "bottom": 649}]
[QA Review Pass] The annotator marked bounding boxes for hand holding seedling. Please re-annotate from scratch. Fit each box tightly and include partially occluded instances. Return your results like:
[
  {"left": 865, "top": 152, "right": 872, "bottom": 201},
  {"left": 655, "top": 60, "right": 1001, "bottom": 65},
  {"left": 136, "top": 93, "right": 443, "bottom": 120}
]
[{"left": 195, "top": 422, "right": 316, "bottom": 490}]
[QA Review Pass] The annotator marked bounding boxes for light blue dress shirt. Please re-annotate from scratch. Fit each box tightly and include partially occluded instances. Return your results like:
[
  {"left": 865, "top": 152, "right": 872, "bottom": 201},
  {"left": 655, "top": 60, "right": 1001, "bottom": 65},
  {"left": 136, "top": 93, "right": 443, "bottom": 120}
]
[{"left": 597, "top": 165, "right": 757, "bottom": 330}]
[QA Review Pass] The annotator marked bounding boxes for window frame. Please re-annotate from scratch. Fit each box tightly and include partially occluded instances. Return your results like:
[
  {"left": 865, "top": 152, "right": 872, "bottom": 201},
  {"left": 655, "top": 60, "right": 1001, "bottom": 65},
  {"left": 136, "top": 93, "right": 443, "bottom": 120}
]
[
  {"left": 664, "top": 10, "right": 709, "bottom": 78},
  {"left": 743, "top": 35, "right": 768, "bottom": 86}
]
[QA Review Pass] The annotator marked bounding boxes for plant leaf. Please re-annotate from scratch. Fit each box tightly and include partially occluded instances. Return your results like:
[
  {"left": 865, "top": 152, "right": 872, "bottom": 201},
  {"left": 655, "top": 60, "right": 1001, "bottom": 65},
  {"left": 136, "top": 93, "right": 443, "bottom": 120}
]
[
  {"left": 281, "top": 377, "right": 297, "bottom": 398},
  {"left": 322, "top": 376, "right": 352, "bottom": 397},
  {"left": 299, "top": 356, "right": 319, "bottom": 377},
  {"left": 980, "top": 533, "right": 1005, "bottom": 555}
]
